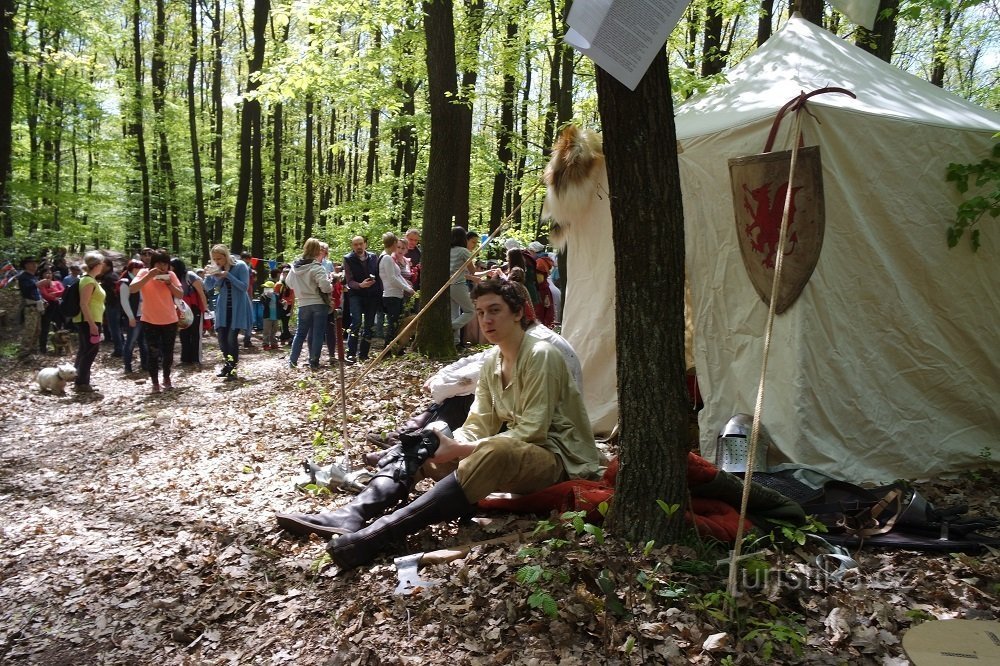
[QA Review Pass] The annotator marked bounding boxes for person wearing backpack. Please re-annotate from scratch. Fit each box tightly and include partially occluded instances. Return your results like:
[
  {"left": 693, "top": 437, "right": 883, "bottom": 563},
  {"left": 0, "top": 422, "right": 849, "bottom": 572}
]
[
  {"left": 171, "top": 257, "right": 208, "bottom": 366},
  {"left": 71, "top": 252, "right": 109, "bottom": 393}
]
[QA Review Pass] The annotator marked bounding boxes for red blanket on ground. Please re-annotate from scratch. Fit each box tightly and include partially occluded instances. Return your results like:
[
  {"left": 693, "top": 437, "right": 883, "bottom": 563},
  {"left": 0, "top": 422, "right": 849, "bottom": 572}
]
[{"left": 476, "top": 452, "right": 752, "bottom": 542}]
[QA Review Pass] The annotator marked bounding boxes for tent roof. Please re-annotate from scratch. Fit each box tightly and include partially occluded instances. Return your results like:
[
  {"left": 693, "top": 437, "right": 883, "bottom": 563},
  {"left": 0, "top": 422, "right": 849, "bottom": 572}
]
[{"left": 676, "top": 15, "right": 1000, "bottom": 139}]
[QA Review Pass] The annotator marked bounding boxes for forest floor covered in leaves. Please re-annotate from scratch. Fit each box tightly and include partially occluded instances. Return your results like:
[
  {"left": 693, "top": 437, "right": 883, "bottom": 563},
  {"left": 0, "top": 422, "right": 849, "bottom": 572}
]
[{"left": 1, "top": 330, "right": 998, "bottom": 665}]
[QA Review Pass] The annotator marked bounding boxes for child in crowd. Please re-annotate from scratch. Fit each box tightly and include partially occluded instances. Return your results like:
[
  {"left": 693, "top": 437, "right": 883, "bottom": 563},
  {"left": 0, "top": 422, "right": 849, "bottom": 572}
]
[{"left": 261, "top": 280, "right": 282, "bottom": 350}]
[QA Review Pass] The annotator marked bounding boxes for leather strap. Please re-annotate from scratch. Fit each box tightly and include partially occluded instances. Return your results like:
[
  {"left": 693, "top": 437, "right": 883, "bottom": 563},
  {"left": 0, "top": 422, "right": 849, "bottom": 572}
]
[{"left": 763, "top": 87, "right": 857, "bottom": 153}]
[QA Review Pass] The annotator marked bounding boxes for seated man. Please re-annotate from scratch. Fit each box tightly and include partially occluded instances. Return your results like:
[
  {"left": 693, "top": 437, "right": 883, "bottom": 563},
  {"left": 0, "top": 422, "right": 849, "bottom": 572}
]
[{"left": 278, "top": 279, "right": 603, "bottom": 570}]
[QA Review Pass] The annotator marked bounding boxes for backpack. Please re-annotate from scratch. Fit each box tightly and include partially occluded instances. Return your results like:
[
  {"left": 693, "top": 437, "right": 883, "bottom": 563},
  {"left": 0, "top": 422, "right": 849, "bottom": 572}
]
[{"left": 60, "top": 279, "right": 81, "bottom": 319}]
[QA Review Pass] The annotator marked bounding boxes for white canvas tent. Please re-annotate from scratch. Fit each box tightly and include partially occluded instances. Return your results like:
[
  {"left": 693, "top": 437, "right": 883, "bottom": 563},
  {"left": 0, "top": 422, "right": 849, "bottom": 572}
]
[{"left": 676, "top": 16, "right": 1000, "bottom": 482}]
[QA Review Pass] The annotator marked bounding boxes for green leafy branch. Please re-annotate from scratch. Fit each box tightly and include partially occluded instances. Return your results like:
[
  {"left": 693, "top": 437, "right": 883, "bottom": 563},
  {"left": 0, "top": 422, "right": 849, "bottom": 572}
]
[{"left": 946, "top": 141, "right": 1000, "bottom": 252}]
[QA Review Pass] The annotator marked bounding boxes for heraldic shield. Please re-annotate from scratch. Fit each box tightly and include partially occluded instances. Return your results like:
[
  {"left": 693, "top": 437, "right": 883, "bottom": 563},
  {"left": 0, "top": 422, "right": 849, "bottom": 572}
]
[{"left": 728, "top": 146, "right": 825, "bottom": 314}]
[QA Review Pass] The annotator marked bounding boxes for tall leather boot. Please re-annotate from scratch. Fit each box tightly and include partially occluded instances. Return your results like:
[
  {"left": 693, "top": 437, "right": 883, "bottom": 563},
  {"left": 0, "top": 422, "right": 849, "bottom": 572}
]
[
  {"left": 328, "top": 472, "right": 474, "bottom": 570},
  {"left": 276, "top": 473, "right": 410, "bottom": 539},
  {"left": 359, "top": 338, "right": 371, "bottom": 361}
]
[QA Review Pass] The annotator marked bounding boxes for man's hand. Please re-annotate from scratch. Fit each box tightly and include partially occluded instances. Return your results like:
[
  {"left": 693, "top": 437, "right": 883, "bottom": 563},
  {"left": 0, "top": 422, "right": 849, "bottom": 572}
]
[{"left": 429, "top": 431, "right": 476, "bottom": 464}]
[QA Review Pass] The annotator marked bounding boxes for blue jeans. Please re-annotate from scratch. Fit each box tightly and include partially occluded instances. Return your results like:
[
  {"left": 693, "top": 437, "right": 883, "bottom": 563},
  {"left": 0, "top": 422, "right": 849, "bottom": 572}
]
[
  {"left": 217, "top": 326, "right": 241, "bottom": 367},
  {"left": 123, "top": 320, "right": 148, "bottom": 372},
  {"left": 347, "top": 296, "right": 378, "bottom": 358},
  {"left": 382, "top": 297, "right": 403, "bottom": 347},
  {"left": 290, "top": 303, "right": 328, "bottom": 366},
  {"left": 105, "top": 309, "right": 124, "bottom": 355}
]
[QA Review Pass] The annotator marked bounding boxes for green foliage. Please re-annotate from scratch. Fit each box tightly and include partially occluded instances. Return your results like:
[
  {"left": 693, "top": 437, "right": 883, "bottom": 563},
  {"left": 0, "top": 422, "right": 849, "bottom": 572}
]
[
  {"left": 946, "top": 142, "right": 1000, "bottom": 251},
  {"left": 693, "top": 588, "right": 807, "bottom": 660},
  {"left": 656, "top": 499, "right": 681, "bottom": 519},
  {"left": 515, "top": 562, "right": 567, "bottom": 619},
  {"left": 765, "top": 516, "right": 828, "bottom": 547},
  {"left": 560, "top": 510, "right": 605, "bottom": 544}
]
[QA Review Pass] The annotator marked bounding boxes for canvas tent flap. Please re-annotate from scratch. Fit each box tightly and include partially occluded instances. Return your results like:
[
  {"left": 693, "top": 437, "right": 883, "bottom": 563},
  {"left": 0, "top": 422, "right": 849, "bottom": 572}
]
[{"left": 678, "top": 17, "right": 1000, "bottom": 482}]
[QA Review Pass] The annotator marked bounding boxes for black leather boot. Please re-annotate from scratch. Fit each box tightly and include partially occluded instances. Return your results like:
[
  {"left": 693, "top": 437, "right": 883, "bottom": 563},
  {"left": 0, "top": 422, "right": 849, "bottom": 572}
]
[
  {"left": 276, "top": 473, "right": 410, "bottom": 539},
  {"left": 359, "top": 339, "right": 371, "bottom": 361},
  {"left": 327, "top": 472, "right": 474, "bottom": 570}
]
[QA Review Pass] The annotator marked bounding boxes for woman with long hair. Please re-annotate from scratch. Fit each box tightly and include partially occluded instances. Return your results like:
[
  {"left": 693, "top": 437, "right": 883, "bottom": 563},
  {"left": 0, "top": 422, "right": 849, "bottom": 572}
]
[
  {"left": 72, "top": 252, "right": 108, "bottom": 393},
  {"left": 286, "top": 237, "right": 333, "bottom": 369},
  {"left": 203, "top": 245, "right": 254, "bottom": 380},
  {"left": 171, "top": 257, "right": 208, "bottom": 365}
]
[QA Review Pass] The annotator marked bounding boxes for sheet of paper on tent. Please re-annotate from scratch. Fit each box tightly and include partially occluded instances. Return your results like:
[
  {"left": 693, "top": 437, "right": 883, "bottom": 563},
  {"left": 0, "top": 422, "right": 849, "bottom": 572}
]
[
  {"left": 564, "top": 0, "right": 691, "bottom": 91},
  {"left": 826, "top": 0, "right": 878, "bottom": 30}
]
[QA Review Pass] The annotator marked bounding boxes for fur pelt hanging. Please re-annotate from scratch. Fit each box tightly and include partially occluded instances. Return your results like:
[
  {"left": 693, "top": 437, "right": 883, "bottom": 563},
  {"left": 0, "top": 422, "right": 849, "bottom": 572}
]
[{"left": 542, "top": 126, "right": 609, "bottom": 247}]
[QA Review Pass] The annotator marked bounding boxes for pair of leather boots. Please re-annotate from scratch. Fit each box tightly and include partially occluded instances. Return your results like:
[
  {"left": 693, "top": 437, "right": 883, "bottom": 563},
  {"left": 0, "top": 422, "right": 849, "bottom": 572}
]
[{"left": 275, "top": 429, "right": 475, "bottom": 570}]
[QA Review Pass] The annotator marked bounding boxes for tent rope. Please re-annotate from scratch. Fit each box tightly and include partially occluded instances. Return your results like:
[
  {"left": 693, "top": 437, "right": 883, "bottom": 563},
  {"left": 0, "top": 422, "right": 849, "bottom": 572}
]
[{"left": 725, "top": 102, "right": 808, "bottom": 603}]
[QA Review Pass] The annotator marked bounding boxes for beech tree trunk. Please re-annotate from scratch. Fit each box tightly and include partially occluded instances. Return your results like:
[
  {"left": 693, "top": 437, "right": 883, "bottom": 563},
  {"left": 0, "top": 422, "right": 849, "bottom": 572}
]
[
  {"left": 701, "top": 1, "right": 725, "bottom": 77},
  {"left": 0, "top": 0, "right": 13, "bottom": 237},
  {"left": 232, "top": 0, "right": 268, "bottom": 253},
  {"left": 489, "top": 19, "right": 517, "bottom": 233},
  {"left": 416, "top": 0, "right": 463, "bottom": 358},
  {"left": 210, "top": 0, "right": 224, "bottom": 243},
  {"left": 596, "top": 50, "right": 689, "bottom": 545},
  {"left": 757, "top": 0, "right": 774, "bottom": 46},
  {"left": 304, "top": 94, "right": 314, "bottom": 239},
  {"left": 188, "top": 0, "right": 208, "bottom": 262},
  {"left": 131, "top": 0, "right": 152, "bottom": 248},
  {"left": 855, "top": 0, "right": 899, "bottom": 63}
]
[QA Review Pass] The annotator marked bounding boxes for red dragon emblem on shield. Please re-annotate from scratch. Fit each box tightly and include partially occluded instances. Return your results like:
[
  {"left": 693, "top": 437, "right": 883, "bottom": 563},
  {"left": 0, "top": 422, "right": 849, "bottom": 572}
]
[
  {"left": 742, "top": 182, "right": 801, "bottom": 269},
  {"left": 728, "top": 146, "right": 825, "bottom": 314}
]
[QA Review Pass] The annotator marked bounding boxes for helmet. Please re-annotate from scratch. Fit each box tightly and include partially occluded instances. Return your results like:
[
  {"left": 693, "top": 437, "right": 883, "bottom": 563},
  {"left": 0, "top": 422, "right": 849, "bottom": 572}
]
[{"left": 715, "top": 413, "right": 770, "bottom": 473}]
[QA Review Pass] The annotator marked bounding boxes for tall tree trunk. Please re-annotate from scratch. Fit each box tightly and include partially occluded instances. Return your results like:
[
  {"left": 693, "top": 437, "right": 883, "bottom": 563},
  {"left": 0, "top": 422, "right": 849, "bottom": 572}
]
[
  {"left": 272, "top": 103, "right": 284, "bottom": 258},
  {"left": 596, "top": 49, "right": 688, "bottom": 545},
  {"left": 251, "top": 99, "right": 264, "bottom": 259},
  {"left": 757, "top": 0, "right": 774, "bottom": 46},
  {"left": 929, "top": 8, "right": 954, "bottom": 87},
  {"left": 232, "top": 0, "right": 269, "bottom": 253},
  {"left": 23, "top": 13, "right": 44, "bottom": 234},
  {"left": 416, "top": 0, "right": 463, "bottom": 358},
  {"left": 797, "top": 0, "right": 824, "bottom": 26},
  {"left": 132, "top": 0, "right": 152, "bottom": 247},
  {"left": 450, "top": 0, "right": 484, "bottom": 229},
  {"left": 489, "top": 18, "right": 517, "bottom": 233},
  {"left": 189, "top": 0, "right": 208, "bottom": 262},
  {"left": 684, "top": 5, "right": 699, "bottom": 72},
  {"left": 210, "top": 0, "right": 224, "bottom": 243},
  {"left": 304, "top": 94, "right": 315, "bottom": 239},
  {"left": 0, "top": 0, "right": 13, "bottom": 237},
  {"left": 365, "top": 107, "right": 379, "bottom": 189},
  {"left": 152, "top": 0, "right": 179, "bottom": 251},
  {"left": 515, "top": 52, "right": 530, "bottom": 233},
  {"left": 701, "top": 0, "right": 725, "bottom": 77},
  {"left": 854, "top": 0, "right": 899, "bottom": 63}
]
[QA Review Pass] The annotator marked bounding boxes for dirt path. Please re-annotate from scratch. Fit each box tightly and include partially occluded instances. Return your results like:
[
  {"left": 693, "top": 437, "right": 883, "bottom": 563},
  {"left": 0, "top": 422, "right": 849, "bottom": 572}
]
[{"left": 1, "top": 335, "right": 998, "bottom": 665}]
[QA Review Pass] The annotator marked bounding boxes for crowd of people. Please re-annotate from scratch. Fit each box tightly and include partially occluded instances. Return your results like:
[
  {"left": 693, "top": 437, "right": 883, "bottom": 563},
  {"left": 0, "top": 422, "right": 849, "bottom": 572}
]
[
  {"left": 13, "top": 227, "right": 561, "bottom": 394},
  {"left": 16, "top": 234, "right": 587, "bottom": 573}
]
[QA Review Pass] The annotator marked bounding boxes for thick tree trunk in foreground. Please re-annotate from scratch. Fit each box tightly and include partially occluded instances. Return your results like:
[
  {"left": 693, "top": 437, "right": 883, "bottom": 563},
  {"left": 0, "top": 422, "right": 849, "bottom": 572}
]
[
  {"left": 416, "top": 0, "right": 463, "bottom": 358},
  {"left": 596, "top": 50, "right": 688, "bottom": 545}
]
